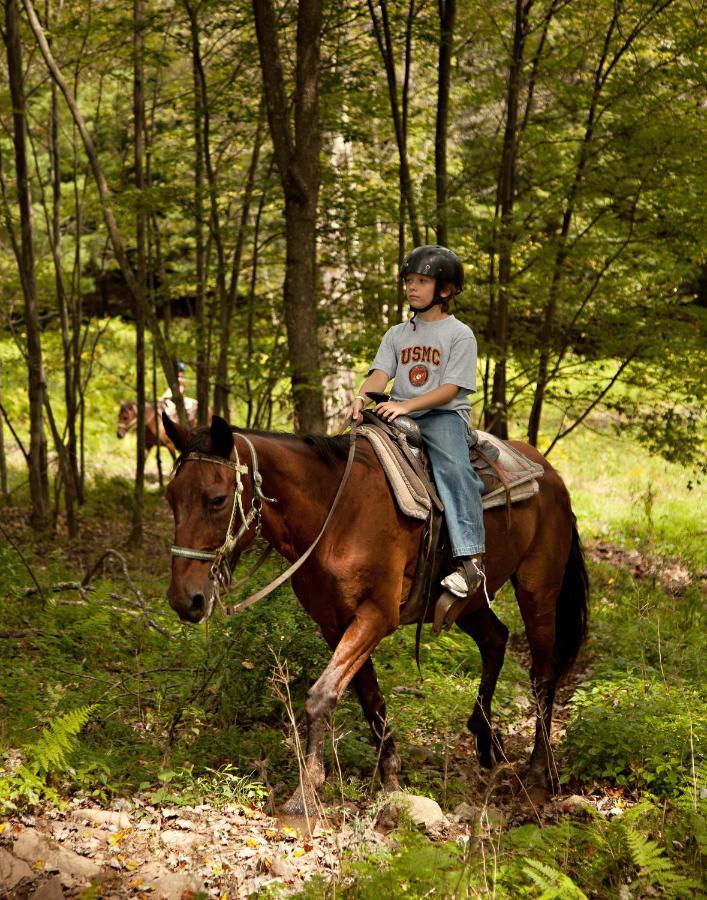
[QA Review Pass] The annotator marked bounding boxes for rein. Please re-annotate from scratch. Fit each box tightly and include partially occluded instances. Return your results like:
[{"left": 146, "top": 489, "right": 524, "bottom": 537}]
[{"left": 170, "top": 423, "right": 358, "bottom": 614}]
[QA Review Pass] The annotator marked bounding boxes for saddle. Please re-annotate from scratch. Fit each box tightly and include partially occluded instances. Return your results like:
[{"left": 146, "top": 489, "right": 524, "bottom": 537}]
[{"left": 356, "top": 410, "right": 545, "bottom": 640}]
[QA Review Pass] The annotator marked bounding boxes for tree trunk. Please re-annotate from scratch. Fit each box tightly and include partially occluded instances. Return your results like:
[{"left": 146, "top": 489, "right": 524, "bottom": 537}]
[
  {"left": 252, "top": 0, "right": 325, "bottom": 433},
  {"left": 213, "top": 109, "right": 264, "bottom": 418},
  {"left": 5, "top": 0, "right": 50, "bottom": 527},
  {"left": 368, "top": 0, "right": 421, "bottom": 247},
  {"left": 0, "top": 366, "right": 8, "bottom": 501},
  {"left": 435, "top": 0, "right": 455, "bottom": 247},
  {"left": 486, "top": 0, "right": 530, "bottom": 439},
  {"left": 22, "top": 0, "right": 188, "bottom": 427},
  {"left": 130, "top": 0, "right": 147, "bottom": 547},
  {"left": 46, "top": 4, "right": 80, "bottom": 535},
  {"left": 526, "top": 0, "right": 674, "bottom": 445}
]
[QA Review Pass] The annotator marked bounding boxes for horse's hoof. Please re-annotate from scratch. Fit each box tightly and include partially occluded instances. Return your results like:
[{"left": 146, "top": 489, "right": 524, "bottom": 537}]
[
  {"left": 475, "top": 733, "right": 504, "bottom": 769},
  {"left": 524, "top": 774, "right": 551, "bottom": 807},
  {"left": 381, "top": 774, "right": 401, "bottom": 793},
  {"left": 281, "top": 788, "right": 318, "bottom": 817}
]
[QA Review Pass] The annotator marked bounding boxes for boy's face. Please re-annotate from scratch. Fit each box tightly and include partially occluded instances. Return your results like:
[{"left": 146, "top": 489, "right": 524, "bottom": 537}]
[
  {"left": 404, "top": 273, "right": 451, "bottom": 308},
  {"left": 404, "top": 273, "right": 437, "bottom": 308}
]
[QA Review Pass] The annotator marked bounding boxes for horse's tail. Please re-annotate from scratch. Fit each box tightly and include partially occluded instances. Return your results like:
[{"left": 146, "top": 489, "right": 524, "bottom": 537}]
[{"left": 554, "top": 513, "right": 589, "bottom": 677}]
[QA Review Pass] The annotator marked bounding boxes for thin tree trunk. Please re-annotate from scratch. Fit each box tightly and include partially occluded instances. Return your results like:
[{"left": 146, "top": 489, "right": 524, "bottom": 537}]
[
  {"left": 526, "top": 0, "right": 674, "bottom": 443},
  {"left": 22, "top": 0, "right": 188, "bottom": 427},
  {"left": 368, "top": 0, "right": 421, "bottom": 246},
  {"left": 435, "top": 0, "right": 455, "bottom": 246},
  {"left": 213, "top": 109, "right": 264, "bottom": 417},
  {"left": 130, "top": 0, "right": 147, "bottom": 547},
  {"left": 185, "top": 1, "right": 210, "bottom": 425},
  {"left": 252, "top": 0, "right": 325, "bottom": 433},
  {"left": 487, "top": 0, "right": 531, "bottom": 439},
  {"left": 5, "top": 0, "right": 50, "bottom": 527},
  {"left": 0, "top": 367, "right": 8, "bottom": 501}
]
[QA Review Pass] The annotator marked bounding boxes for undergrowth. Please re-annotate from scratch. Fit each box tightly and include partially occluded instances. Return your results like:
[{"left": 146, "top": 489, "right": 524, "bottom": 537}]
[{"left": 0, "top": 417, "right": 704, "bottom": 896}]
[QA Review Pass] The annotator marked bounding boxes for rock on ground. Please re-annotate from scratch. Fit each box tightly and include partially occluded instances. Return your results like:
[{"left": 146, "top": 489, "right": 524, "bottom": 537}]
[
  {"left": 377, "top": 792, "right": 449, "bottom": 832},
  {"left": 13, "top": 828, "right": 100, "bottom": 887},
  {"left": 0, "top": 846, "right": 33, "bottom": 892}
]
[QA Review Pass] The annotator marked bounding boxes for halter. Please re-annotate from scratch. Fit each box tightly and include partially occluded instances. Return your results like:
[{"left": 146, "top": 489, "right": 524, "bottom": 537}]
[{"left": 170, "top": 436, "right": 275, "bottom": 595}]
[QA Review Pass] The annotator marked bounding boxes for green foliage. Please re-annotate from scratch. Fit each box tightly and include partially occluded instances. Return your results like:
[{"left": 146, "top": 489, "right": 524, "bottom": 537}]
[
  {"left": 29, "top": 704, "right": 96, "bottom": 775},
  {"left": 520, "top": 858, "right": 588, "bottom": 899},
  {"left": 297, "top": 827, "right": 471, "bottom": 899},
  {"left": 562, "top": 679, "right": 704, "bottom": 795},
  {"left": 145, "top": 765, "right": 268, "bottom": 809},
  {"left": 626, "top": 829, "right": 696, "bottom": 896},
  {"left": 0, "top": 705, "right": 95, "bottom": 813}
]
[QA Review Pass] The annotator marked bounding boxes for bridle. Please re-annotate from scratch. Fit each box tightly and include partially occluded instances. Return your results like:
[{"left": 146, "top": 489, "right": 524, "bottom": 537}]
[
  {"left": 168, "top": 424, "right": 358, "bottom": 618},
  {"left": 170, "top": 435, "right": 275, "bottom": 597}
]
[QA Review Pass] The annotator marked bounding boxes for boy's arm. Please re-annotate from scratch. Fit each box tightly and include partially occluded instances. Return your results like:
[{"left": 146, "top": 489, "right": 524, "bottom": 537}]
[
  {"left": 346, "top": 369, "right": 391, "bottom": 423},
  {"left": 376, "top": 383, "right": 459, "bottom": 421}
]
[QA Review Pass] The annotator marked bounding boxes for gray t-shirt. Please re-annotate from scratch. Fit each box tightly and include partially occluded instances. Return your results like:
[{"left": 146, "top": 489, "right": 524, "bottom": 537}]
[{"left": 368, "top": 315, "right": 477, "bottom": 419}]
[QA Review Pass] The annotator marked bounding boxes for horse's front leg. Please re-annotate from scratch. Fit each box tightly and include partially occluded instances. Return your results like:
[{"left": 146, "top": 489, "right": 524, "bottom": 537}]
[
  {"left": 282, "top": 602, "right": 390, "bottom": 816},
  {"left": 352, "top": 658, "right": 401, "bottom": 792}
]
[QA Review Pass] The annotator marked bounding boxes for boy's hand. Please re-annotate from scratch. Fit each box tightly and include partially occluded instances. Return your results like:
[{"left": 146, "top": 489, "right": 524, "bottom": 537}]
[
  {"left": 346, "top": 396, "right": 366, "bottom": 424},
  {"left": 375, "top": 400, "right": 413, "bottom": 422}
]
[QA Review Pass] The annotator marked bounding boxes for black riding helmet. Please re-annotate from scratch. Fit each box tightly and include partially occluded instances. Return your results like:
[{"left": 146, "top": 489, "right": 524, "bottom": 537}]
[{"left": 400, "top": 245, "right": 464, "bottom": 323}]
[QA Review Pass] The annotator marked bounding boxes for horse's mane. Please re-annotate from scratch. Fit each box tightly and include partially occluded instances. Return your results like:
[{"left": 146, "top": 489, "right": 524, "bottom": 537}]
[
  {"left": 302, "top": 433, "right": 352, "bottom": 466},
  {"left": 177, "top": 426, "right": 368, "bottom": 470}
]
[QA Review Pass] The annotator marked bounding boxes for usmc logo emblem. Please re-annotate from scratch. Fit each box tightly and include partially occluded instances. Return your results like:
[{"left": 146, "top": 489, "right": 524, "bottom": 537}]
[{"left": 409, "top": 364, "right": 429, "bottom": 387}]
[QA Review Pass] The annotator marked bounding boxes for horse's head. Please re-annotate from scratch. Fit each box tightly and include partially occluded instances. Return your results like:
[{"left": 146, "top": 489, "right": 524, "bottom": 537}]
[
  {"left": 163, "top": 414, "right": 253, "bottom": 624},
  {"left": 116, "top": 401, "right": 138, "bottom": 438}
]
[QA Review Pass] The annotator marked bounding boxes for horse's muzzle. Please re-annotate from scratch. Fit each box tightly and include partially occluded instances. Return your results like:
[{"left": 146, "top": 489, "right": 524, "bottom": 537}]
[
  {"left": 116, "top": 428, "right": 125, "bottom": 439},
  {"left": 169, "top": 586, "right": 214, "bottom": 624}
]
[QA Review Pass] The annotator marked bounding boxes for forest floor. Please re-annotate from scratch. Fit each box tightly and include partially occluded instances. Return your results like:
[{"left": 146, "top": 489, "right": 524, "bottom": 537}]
[{"left": 0, "top": 423, "right": 705, "bottom": 898}]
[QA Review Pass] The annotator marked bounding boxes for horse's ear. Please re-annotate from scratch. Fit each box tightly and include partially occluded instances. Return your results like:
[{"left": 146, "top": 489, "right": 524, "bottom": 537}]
[
  {"left": 209, "top": 415, "right": 234, "bottom": 460},
  {"left": 162, "top": 411, "right": 190, "bottom": 452}
]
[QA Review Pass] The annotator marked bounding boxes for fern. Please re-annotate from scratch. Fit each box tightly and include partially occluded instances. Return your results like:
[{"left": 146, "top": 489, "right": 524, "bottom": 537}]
[
  {"left": 27, "top": 704, "right": 96, "bottom": 776},
  {"left": 521, "top": 858, "right": 588, "bottom": 899},
  {"left": 626, "top": 829, "right": 697, "bottom": 895}
]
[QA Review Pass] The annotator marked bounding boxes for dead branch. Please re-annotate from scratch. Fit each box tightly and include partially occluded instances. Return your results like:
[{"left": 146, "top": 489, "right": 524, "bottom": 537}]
[{"left": 82, "top": 548, "right": 176, "bottom": 641}]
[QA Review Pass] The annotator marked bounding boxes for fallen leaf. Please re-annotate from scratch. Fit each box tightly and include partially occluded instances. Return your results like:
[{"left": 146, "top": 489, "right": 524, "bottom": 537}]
[
  {"left": 109, "top": 828, "right": 131, "bottom": 845},
  {"left": 242, "top": 660, "right": 255, "bottom": 669}
]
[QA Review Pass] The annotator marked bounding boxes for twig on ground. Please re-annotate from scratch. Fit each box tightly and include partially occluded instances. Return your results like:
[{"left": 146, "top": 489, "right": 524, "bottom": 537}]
[
  {"left": 0, "top": 521, "right": 45, "bottom": 599},
  {"left": 24, "top": 580, "right": 96, "bottom": 599},
  {"left": 82, "top": 548, "right": 176, "bottom": 640},
  {"left": 0, "top": 628, "right": 44, "bottom": 639}
]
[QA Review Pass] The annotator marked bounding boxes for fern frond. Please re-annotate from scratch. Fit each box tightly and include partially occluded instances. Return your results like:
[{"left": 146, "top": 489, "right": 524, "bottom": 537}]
[
  {"left": 626, "top": 829, "right": 698, "bottom": 894},
  {"left": 27, "top": 705, "right": 96, "bottom": 776},
  {"left": 522, "top": 858, "right": 588, "bottom": 899}
]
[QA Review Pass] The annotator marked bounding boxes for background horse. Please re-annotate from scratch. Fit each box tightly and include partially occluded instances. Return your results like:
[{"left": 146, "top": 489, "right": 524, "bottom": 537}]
[
  {"left": 163, "top": 415, "right": 588, "bottom": 814},
  {"left": 117, "top": 401, "right": 201, "bottom": 458}
]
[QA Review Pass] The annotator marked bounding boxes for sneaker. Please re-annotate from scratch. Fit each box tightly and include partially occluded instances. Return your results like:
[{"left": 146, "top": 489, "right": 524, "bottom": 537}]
[
  {"left": 440, "top": 556, "right": 484, "bottom": 598},
  {"left": 440, "top": 568, "right": 468, "bottom": 598}
]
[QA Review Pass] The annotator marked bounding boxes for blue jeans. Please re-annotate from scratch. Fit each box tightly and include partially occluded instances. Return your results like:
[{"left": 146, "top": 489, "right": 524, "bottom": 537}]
[{"left": 416, "top": 410, "right": 485, "bottom": 557}]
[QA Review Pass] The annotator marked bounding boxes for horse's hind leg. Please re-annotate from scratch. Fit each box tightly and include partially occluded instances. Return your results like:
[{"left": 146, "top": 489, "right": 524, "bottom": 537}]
[
  {"left": 514, "top": 581, "right": 560, "bottom": 804},
  {"left": 352, "top": 658, "right": 401, "bottom": 792},
  {"left": 456, "top": 605, "right": 509, "bottom": 768}
]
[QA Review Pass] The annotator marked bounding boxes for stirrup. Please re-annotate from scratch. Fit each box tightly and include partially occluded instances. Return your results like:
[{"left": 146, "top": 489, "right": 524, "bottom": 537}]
[{"left": 433, "top": 591, "right": 469, "bottom": 635}]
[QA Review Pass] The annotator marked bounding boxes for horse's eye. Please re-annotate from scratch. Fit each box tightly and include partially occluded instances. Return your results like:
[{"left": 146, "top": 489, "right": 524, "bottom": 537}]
[{"left": 210, "top": 495, "right": 227, "bottom": 509}]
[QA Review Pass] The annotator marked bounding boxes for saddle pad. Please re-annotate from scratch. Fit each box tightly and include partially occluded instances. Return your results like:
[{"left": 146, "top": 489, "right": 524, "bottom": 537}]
[
  {"left": 473, "top": 430, "right": 546, "bottom": 484},
  {"left": 358, "top": 426, "right": 431, "bottom": 520},
  {"left": 359, "top": 426, "right": 543, "bottom": 520}
]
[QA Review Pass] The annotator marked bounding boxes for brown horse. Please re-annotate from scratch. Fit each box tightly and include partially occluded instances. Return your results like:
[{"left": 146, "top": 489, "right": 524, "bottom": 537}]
[
  {"left": 117, "top": 401, "right": 201, "bottom": 459},
  {"left": 163, "top": 415, "right": 588, "bottom": 813}
]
